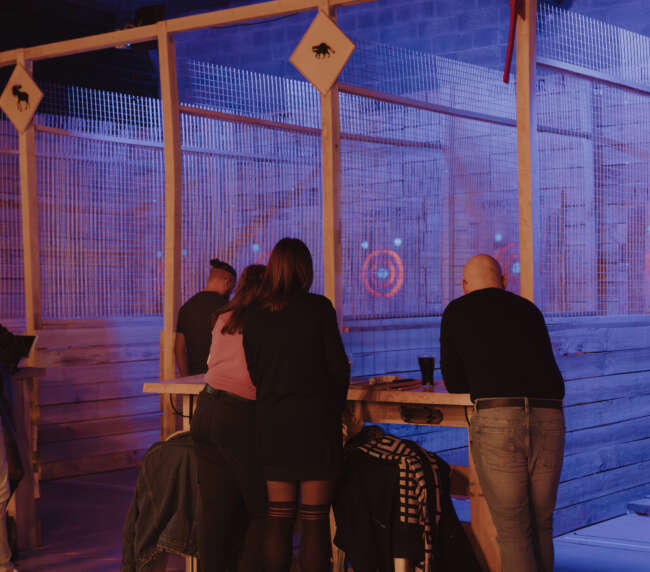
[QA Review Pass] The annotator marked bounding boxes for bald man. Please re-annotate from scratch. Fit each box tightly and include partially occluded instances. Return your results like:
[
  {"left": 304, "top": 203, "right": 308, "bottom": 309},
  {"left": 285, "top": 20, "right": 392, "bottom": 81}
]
[{"left": 440, "top": 254, "right": 564, "bottom": 572}]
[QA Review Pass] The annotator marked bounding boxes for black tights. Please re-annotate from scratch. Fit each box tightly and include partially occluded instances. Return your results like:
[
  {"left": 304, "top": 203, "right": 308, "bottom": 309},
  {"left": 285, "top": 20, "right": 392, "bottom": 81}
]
[{"left": 264, "top": 480, "right": 334, "bottom": 572}]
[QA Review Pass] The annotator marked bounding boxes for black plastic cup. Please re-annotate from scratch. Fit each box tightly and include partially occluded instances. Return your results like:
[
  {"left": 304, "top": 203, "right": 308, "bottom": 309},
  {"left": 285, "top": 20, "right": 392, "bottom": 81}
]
[{"left": 418, "top": 356, "right": 435, "bottom": 386}]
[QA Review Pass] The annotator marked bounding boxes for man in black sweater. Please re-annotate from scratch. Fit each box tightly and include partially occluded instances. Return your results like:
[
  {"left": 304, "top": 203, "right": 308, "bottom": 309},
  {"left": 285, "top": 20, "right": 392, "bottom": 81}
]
[
  {"left": 175, "top": 259, "right": 236, "bottom": 376},
  {"left": 440, "top": 254, "right": 565, "bottom": 572}
]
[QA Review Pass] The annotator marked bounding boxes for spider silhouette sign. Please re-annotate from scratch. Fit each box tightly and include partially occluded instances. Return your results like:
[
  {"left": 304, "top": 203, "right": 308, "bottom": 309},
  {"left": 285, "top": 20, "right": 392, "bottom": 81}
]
[
  {"left": 290, "top": 11, "right": 355, "bottom": 95},
  {"left": 0, "top": 64, "right": 43, "bottom": 133}
]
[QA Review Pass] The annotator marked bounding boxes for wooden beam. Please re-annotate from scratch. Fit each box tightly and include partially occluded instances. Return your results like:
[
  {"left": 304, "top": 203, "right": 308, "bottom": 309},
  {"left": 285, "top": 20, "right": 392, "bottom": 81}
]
[
  {"left": 17, "top": 53, "right": 42, "bottom": 339},
  {"left": 158, "top": 25, "right": 183, "bottom": 438},
  {"left": 0, "top": 0, "right": 374, "bottom": 67},
  {"left": 339, "top": 83, "right": 517, "bottom": 128},
  {"left": 320, "top": 5, "right": 343, "bottom": 323},
  {"left": 515, "top": 0, "right": 539, "bottom": 303}
]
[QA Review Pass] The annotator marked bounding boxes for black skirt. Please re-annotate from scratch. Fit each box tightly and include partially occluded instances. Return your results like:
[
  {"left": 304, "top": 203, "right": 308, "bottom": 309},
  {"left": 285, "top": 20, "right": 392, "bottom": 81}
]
[{"left": 257, "top": 395, "right": 343, "bottom": 481}]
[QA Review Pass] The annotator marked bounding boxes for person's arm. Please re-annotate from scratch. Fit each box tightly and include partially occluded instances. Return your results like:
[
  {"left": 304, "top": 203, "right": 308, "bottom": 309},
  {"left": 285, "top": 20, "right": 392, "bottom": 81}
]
[
  {"left": 321, "top": 299, "right": 351, "bottom": 408},
  {"left": 440, "top": 308, "right": 469, "bottom": 393},
  {"left": 174, "top": 332, "right": 190, "bottom": 377}
]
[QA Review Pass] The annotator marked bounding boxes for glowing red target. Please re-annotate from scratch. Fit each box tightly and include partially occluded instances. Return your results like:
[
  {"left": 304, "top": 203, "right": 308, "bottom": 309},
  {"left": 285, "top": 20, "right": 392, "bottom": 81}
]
[
  {"left": 495, "top": 242, "right": 520, "bottom": 288},
  {"left": 361, "top": 249, "right": 404, "bottom": 298}
]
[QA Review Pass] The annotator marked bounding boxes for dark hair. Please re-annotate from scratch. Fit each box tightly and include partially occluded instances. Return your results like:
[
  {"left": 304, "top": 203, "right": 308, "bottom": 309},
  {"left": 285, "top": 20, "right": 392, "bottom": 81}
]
[
  {"left": 259, "top": 238, "right": 313, "bottom": 311},
  {"left": 210, "top": 258, "right": 237, "bottom": 280},
  {"left": 220, "top": 264, "right": 266, "bottom": 334}
]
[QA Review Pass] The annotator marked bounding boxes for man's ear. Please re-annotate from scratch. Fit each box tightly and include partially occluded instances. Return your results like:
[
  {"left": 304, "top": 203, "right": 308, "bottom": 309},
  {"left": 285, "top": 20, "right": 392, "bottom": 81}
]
[
  {"left": 462, "top": 279, "right": 469, "bottom": 294},
  {"left": 502, "top": 273, "right": 508, "bottom": 289}
]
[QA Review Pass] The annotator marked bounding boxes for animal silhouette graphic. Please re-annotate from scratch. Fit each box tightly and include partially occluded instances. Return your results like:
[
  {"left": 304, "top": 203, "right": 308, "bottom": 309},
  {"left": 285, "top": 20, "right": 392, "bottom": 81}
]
[
  {"left": 312, "top": 42, "right": 335, "bottom": 59},
  {"left": 12, "top": 84, "right": 29, "bottom": 111}
]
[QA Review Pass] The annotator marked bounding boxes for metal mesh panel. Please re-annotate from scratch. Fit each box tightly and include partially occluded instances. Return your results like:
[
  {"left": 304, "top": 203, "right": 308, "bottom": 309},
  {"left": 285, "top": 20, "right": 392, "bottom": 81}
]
[
  {"left": 340, "top": 94, "right": 446, "bottom": 319},
  {"left": 0, "top": 113, "right": 24, "bottom": 321},
  {"left": 445, "top": 116, "right": 520, "bottom": 302},
  {"left": 181, "top": 59, "right": 320, "bottom": 129},
  {"left": 35, "top": 87, "right": 164, "bottom": 320},
  {"left": 593, "top": 80, "right": 650, "bottom": 315},
  {"left": 538, "top": 2, "right": 650, "bottom": 86},
  {"left": 178, "top": 61, "right": 323, "bottom": 302},
  {"left": 537, "top": 68, "right": 598, "bottom": 315},
  {"left": 340, "top": 43, "right": 518, "bottom": 319},
  {"left": 536, "top": 7, "right": 650, "bottom": 316},
  {"left": 341, "top": 42, "right": 516, "bottom": 122}
]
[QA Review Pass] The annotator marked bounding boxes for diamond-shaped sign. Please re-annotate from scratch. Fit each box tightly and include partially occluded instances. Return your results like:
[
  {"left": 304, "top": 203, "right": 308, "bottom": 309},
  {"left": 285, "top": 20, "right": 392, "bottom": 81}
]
[
  {"left": 290, "top": 12, "right": 355, "bottom": 95},
  {"left": 0, "top": 64, "right": 43, "bottom": 133}
]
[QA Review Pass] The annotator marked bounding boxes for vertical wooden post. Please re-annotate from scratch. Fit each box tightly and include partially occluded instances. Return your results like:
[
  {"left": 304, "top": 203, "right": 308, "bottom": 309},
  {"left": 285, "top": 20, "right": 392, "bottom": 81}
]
[
  {"left": 17, "top": 51, "right": 42, "bottom": 340},
  {"left": 158, "top": 23, "right": 183, "bottom": 438},
  {"left": 320, "top": 2, "right": 343, "bottom": 324},
  {"left": 516, "top": 0, "right": 539, "bottom": 303}
]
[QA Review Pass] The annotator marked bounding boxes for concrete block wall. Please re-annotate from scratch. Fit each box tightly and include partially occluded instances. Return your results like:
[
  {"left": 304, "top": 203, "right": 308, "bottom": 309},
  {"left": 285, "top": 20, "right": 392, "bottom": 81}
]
[{"left": 170, "top": 0, "right": 648, "bottom": 81}]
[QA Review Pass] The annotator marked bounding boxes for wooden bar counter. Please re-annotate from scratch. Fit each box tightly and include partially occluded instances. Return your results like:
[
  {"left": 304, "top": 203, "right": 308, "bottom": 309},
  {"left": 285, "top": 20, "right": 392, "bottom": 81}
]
[{"left": 143, "top": 377, "right": 500, "bottom": 571}]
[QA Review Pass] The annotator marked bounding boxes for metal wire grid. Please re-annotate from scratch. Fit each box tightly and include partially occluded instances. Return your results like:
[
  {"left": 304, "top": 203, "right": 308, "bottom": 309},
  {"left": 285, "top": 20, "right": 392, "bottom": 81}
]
[
  {"left": 340, "top": 41, "right": 516, "bottom": 123},
  {"left": 339, "top": 93, "right": 446, "bottom": 319},
  {"left": 0, "top": 114, "right": 24, "bottom": 321},
  {"left": 536, "top": 68, "right": 598, "bottom": 316},
  {"left": 537, "top": 72, "right": 650, "bottom": 317},
  {"left": 538, "top": 2, "right": 650, "bottom": 86},
  {"left": 36, "top": 82, "right": 164, "bottom": 142},
  {"left": 180, "top": 59, "right": 321, "bottom": 129},
  {"left": 340, "top": 91, "right": 519, "bottom": 319},
  {"left": 444, "top": 116, "right": 520, "bottom": 303},
  {"left": 179, "top": 114, "right": 323, "bottom": 303},
  {"left": 36, "top": 123, "right": 165, "bottom": 320},
  {"left": 593, "top": 79, "right": 650, "bottom": 315}
]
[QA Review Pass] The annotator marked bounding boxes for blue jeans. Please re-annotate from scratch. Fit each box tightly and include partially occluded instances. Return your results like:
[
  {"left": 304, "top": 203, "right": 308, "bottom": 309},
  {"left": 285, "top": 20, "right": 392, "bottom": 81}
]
[{"left": 469, "top": 403, "right": 565, "bottom": 572}]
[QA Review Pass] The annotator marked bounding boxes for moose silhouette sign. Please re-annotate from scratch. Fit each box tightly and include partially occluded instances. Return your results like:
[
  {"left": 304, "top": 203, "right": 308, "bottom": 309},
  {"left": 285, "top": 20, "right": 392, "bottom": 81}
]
[
  {"left": 0, "top": 64, "right": 43, "bottom": 133},
  {"left": 290, "top": 12, "right": 355, "bottom": 95}
]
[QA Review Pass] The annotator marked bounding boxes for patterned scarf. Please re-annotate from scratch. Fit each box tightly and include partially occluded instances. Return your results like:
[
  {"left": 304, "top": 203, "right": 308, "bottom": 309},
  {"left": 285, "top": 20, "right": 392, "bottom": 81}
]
[{"left": 357, "top": 431, "right": 443, "bottom": 572}]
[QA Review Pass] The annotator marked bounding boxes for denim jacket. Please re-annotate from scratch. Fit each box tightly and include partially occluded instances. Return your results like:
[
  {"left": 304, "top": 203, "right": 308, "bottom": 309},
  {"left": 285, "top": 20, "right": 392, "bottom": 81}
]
[{"left": 121, "top": 432, "right": 200, "bottom": 571}]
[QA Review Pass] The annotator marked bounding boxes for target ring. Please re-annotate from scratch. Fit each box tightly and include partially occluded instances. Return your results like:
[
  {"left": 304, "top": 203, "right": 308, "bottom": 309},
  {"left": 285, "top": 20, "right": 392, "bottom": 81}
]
[
  {"left": 495, "top": 242, "right": 520, "bottom": 286},
  {"left": 361, "top": 249, "right": 404, "bottom": 298}
]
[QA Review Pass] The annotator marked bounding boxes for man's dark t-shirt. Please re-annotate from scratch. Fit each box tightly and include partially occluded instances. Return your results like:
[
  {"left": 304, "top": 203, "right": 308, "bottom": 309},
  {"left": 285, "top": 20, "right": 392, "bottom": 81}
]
[
  {"left": 440, "top": 288, "right": 564, "bottom": 401},
  {"left": 176, "top": 291, "right": 228, "bottom": 375}
]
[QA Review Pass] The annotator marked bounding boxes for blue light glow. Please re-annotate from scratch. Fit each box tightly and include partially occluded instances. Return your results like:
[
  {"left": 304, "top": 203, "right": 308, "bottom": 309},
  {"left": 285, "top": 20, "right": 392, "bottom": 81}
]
[
  {"left": 361, "top": 240, "right": 369, "bottom": 249},
  {"left": 494, "top": 232, "right": 503, "bottom": 242},
  {"left": 252, "top": 243, "right": 260, "bottom": 252},
  {"left": 393, "top": 237, "right": 402, "bottom": 247},
  {"left": 156, "top": 250, "right": 162, "bottom": 258},
  {"left": 376, "top": 267, "right": 389, "bottom": 280},
  {"left": 182, "top": 249, "right": 187, "bottom": 256},
  {"left": 512, "top": 262, "right": 521, "bottom": 274}
]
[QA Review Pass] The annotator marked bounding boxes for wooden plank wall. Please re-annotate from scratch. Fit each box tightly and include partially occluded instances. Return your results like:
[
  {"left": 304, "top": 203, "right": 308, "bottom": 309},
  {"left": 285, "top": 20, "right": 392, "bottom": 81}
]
[
  {"left": 35, "top": 318, "right": 162, "bottom": 480},
  {"left": 343, "top": 315, "right": 650, "bottom": 535},
  {"left": 28, "top": 312, "right": 650, "bottom": 535}
]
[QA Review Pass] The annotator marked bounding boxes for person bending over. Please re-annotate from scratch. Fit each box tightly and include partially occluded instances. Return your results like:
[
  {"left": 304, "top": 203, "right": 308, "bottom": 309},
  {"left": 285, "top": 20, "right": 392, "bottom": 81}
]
[
  {"left": 440, "top": 254, "right": 565, "bottom": 572},
  {"left": 175, "top": 258, "right": 236, "bottom": 376},
  {"left": 243, "top": 238, "right": 350, "bottom": 572},
  {"left": 190, "top": 264, "right": 266, "bottom": 572}
]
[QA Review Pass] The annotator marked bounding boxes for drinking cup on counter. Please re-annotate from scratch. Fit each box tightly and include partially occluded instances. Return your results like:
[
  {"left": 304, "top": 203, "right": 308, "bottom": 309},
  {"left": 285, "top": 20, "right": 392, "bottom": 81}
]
[{"left": 418, "top": 356, "right": 435, "bottom": 386}]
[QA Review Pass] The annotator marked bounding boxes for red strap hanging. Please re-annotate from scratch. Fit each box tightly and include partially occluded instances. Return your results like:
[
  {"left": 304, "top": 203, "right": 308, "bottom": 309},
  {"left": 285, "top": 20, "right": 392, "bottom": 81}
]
[{"left": 503, "top": 0, "right": 522, "bottom": 83}]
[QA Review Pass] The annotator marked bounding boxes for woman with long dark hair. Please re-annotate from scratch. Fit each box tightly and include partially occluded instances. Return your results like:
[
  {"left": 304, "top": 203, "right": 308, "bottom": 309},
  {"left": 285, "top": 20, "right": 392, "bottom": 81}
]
[
  {"left": 190, "top": 264, "right": 266, "bottom": 572},
  {"left": 243, "top": 238, "right": 350, "bottom": 572}
]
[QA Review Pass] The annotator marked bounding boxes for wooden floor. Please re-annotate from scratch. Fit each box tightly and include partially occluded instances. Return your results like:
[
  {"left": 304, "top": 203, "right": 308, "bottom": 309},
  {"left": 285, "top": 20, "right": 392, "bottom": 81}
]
[
  {"left": 12, "top": 467, "right": 650, "bottom": 571},
  {"left": 14, "top": 468, "right": 185, "bottom": 572}
]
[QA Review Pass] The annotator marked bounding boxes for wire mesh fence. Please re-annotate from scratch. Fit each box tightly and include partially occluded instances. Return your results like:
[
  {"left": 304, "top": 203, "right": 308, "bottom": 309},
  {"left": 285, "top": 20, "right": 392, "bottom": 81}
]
[
  {"left": 536, "top": 6, "right": 650, "bottom": 316},
  {"left": 35, "top": 87, "right": 165, "bottom": 320},
  {"left": 538, "top": 2, "right": 650, "bottom": 87},
  {"left": 0, "top": 112, "right": 23, "bottom": 321},
  {"left": 1, "top": 2, "right": 648, "bottom": 321},
  {"left": 178, "top": 60, "right": 323, "bottom": 302}
]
